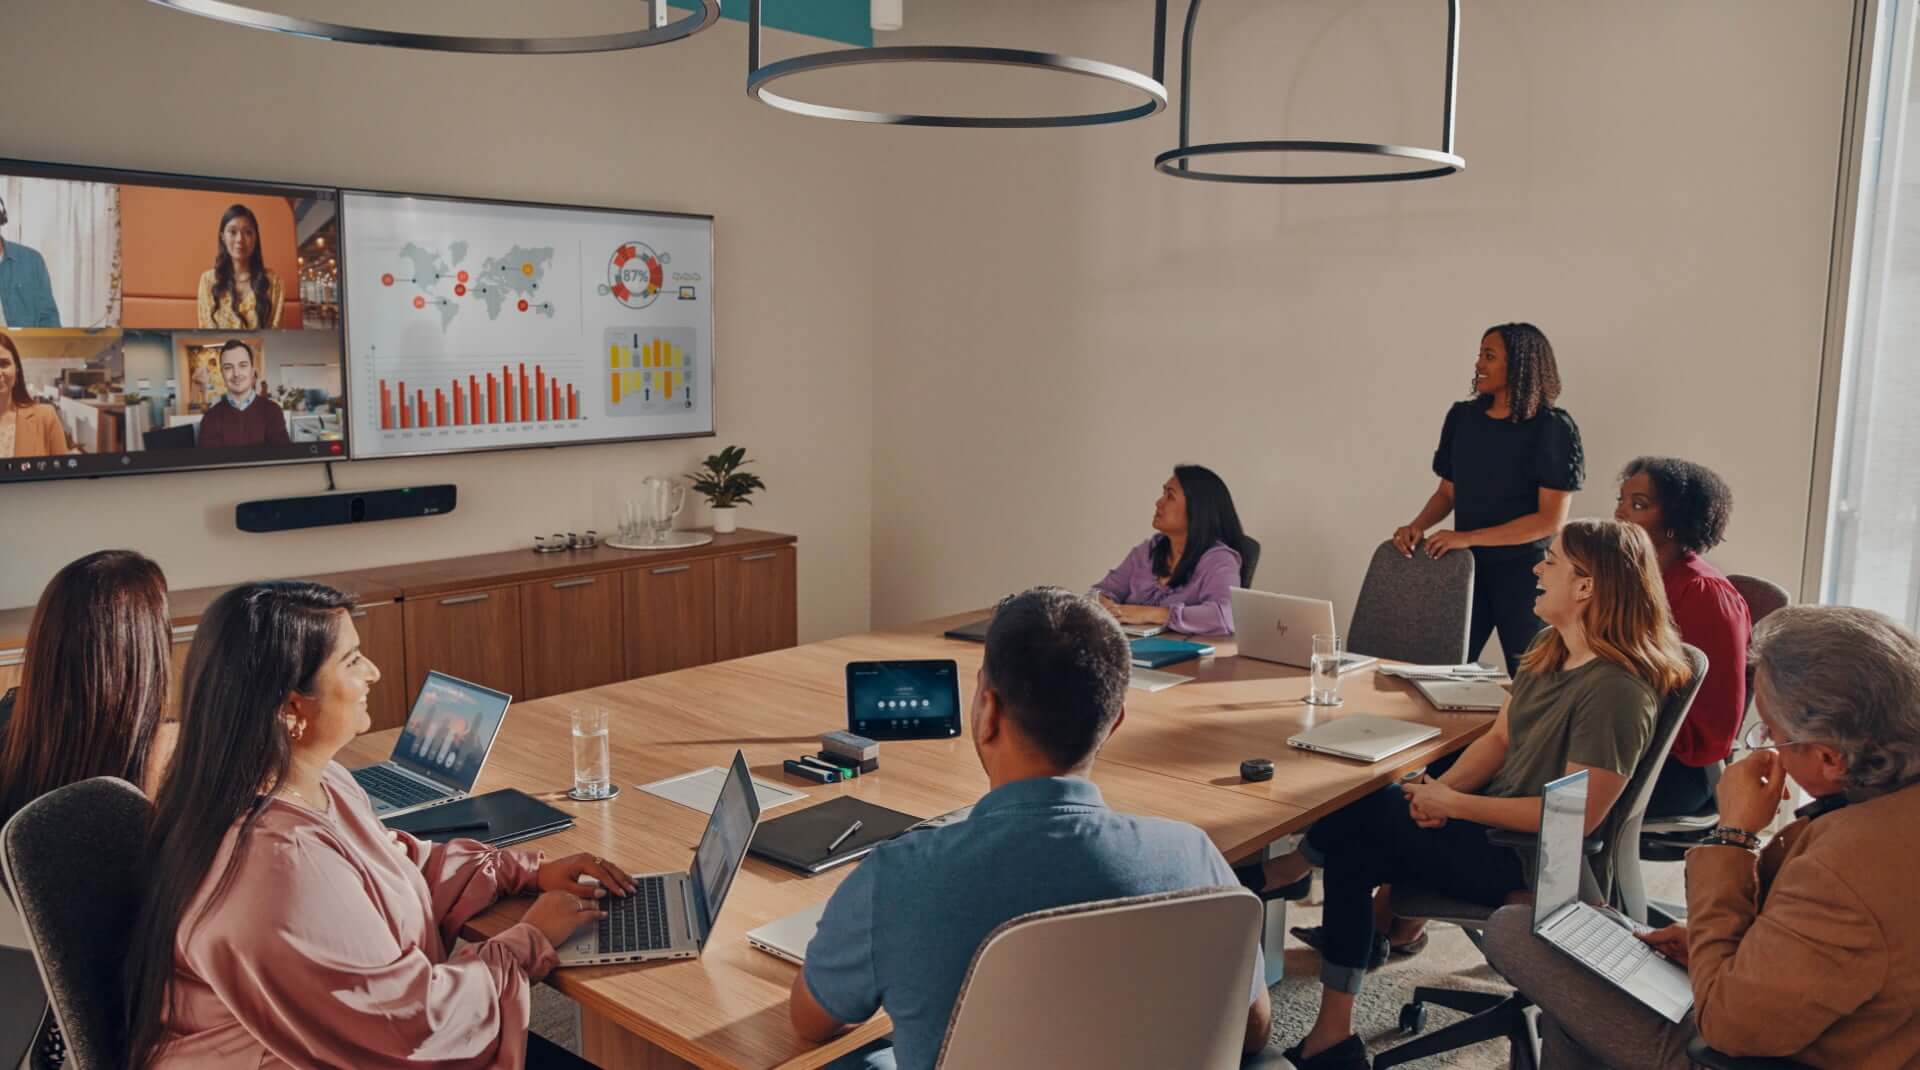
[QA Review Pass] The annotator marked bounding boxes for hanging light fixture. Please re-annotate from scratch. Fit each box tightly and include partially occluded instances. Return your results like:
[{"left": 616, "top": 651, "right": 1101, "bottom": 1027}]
[
  {"left": 1155, "top": 0, "right": 1463, "bottom": 184},
  {"left": 143, "top": 0, "right": 720, "bottom": 54},
  {"left": 748, "top": 0, "right": 1169, "bottom": 128}
]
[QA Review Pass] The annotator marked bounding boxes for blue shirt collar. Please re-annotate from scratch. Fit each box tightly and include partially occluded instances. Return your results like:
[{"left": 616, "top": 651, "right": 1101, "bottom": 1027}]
[
  {"left": 970, "top": 775, "right": 1108, "bottom": 818},
  {"left": 225, "top": 390, "right": 257, "bottom": 412}
]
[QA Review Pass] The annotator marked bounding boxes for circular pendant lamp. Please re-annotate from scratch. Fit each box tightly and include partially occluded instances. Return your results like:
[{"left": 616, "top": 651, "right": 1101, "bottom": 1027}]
[
  {"left": 1155, "top": 0, "right": 1464, "bottom": 184},
  {"left": 143, "top": 0, "right": 721, "bottom": 54},
  {"left": 747, "top": 0, "right": 1170, "bottom": 128}
]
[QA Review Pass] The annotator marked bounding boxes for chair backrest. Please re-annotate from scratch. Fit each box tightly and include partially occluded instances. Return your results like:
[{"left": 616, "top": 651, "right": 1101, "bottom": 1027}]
[
  {"left": 934, "top": 887, "right": 1262, "bottom": 1070},
  {"left": 1346, "top": 541, "right": 1475, "bottom": 665},
  {"left": 1726, "top": 573, "right": 1790, "bottom": 627},
  {"left": 1234, "top": 535, "right": 1262, "bottom": 589},
  {"left": 1601, "top": 644, "right": 1708, "bottom": 921},
  {"left": 1, "top": 777, "right": 152, "bottom": 1070}
]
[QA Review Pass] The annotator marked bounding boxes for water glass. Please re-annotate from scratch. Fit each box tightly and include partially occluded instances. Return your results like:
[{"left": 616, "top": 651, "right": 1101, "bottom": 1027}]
[
  {"left": 1308, "top": 634, "right": 1344, "bottom": 706},
  {"left": 570, "top": 707, "right": 614, "bottom": 800}
]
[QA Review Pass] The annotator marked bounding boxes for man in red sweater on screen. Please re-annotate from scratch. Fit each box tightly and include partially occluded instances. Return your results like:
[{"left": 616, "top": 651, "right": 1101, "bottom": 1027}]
[{"left": 197, "top": 338, "right": 290, "bottom": 449}]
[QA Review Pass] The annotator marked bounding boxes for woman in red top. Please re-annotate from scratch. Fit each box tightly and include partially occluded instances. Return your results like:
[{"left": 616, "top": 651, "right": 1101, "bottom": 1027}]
[{"left": 1615, "top": 456, "right": 1753, "bottom": 818}]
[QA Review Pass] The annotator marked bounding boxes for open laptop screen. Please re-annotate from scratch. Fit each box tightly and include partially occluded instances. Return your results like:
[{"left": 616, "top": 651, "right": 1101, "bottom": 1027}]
[
  {"left": 691, "top": 751, "right": 762, "bottom": 941},
  {"left": 1534, "top": 771, "right": 1590, "bottom": 928},
  {"left": 390, "top": 671, "right": 513, "bottom": 792}
]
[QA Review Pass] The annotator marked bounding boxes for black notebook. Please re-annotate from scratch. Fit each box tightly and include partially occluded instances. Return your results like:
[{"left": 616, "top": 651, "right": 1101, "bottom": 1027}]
[
  {"left": 748, "top": 796, "right": 925, "bottom": 874},
  {"left": 382, "top": 789, "right": 573, "bottom": 848}
]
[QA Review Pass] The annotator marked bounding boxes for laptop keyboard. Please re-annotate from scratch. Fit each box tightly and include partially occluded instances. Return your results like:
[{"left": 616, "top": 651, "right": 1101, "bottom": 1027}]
[
  {"left": 1552, "top": 907, "right": 1653, "bottom": 982},
  {"left": 353, "top": 765, "right": 446, "bottom": 809},
  {"left": 599, "top": 876, "right": 673, "bottom": 953}
]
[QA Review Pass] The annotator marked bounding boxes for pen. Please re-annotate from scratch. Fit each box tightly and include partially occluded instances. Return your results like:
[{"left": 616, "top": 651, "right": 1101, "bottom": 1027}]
[
  {"left": 825, "top": 819, "right": 863, "bottom": 855},
  {"left": 409, "top": 820, "right": 490, "bottom": 836}
]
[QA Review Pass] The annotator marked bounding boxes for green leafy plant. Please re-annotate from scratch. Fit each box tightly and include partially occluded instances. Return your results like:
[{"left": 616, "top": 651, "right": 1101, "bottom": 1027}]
[{"left": 686, "top": 445, "right": 766, "bottom": 509}]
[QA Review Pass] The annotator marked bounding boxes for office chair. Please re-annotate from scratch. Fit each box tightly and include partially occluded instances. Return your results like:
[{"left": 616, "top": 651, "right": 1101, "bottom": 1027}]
[
  {"left": 1373, "top": 644, "right": 1708, "bottom": 1070},
  {"left": 1685, "top": 1036, "right": 1815, "bottom": 1070},
  {"left": 0, "top": 945, "right": 49, "bottom": 1069},
  {"left": 1, "top": 777, "right": 151, "bottom": 1070},
  {"left": 1346, "top": 541, "right": 1475, "bottom": 666},
  {"left": 933, "top": 886, "right": 1281, "bottom": 1070},
  {"left": 1235, "top": 535, "right": 1262, "bottom": 589}
]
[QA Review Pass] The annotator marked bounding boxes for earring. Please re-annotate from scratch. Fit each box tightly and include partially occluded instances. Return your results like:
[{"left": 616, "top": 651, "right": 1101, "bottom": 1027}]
[
  {"left": 285, "top": 717, "right": 306, "bottom": 742},
  {"left": 1665, "top": 529, "right": 1676, "bottom": 539}
]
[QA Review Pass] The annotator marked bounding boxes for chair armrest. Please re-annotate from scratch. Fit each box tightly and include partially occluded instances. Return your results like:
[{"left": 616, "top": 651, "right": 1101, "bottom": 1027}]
[
  {"left": 1684, "top": 1036, "right": 1815, "bottom": 1070},
  {"left": 1486, "top": 829, "right": 1602, "bottom": 855}
]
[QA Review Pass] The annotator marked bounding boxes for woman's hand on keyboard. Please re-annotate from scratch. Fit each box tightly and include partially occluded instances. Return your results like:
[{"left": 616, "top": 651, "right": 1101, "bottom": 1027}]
[
  {"left": 538, "top": 852, "right": 637, "bottom": 897},
  {"left": 524, "top": 890, "right": 607, "bottom": 947}
]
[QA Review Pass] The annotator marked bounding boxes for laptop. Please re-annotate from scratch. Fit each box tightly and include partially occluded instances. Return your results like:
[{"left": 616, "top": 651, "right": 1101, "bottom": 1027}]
[
  {"left": 1531, "top": 771, "right": 1694, "bottom": 1023},
  {"left": 945, "top": 614, "right": 1163, "bottom": 642},
  {"left": 1229, "top": 588, "right": 1377, "bottom": 674},
  {"left": 1287, "top": 714, "right": 1440, "bottom": 762},
  {"left": 351, "top": 671, "right": 513, "bottom": 817},
  {"left": 1409, "top": 677, "right": 1511, "bottom": 712},
  {"left": 746, "top": 900, "right": 828, "bottom": 966},
  {"left": 557, "top": 750, "right": 764, "bottom": 967}
]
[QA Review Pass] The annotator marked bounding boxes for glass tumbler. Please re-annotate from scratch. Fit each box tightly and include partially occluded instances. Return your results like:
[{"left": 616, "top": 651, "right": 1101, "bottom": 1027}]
[
  {"left": 569, "top": 707, "right": 616, "bottom": 800},
  {"left": 1308, "top": 634, "right": 1344, "bottom": 706}
]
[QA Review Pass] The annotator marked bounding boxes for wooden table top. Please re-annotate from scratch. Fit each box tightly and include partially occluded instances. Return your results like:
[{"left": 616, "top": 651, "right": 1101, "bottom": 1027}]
[{"left": 339, "top": 612, "right": 1490, "bottom": 1070}]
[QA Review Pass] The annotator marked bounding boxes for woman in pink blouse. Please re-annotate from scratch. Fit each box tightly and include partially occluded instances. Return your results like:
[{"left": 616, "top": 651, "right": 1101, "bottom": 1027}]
[
  {"left": 1092, "top": 464, "right": 1250, "bottom": 635},
  {"left": 122, "top": 581, "right": 634, "bottom": 1069}
]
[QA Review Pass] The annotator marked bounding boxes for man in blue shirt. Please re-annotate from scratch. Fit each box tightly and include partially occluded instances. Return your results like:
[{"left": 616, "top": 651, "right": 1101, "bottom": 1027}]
[
  {"left": 788, "top": 587, "right": 1275, "bottom": 1069},
  {"left": 0, "top": 197, "right": 62, "bottom": 328}
]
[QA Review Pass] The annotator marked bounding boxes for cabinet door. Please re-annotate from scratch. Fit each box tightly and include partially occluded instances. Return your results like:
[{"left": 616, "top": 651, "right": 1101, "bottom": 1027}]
[
  {"left": 0, "top": 655, "right": 21, "bottom": 698},
  {"left": 165, "top": 625, "right": 195, "bottom": 719},
  {"left": 714, "top": 546, "right": 798, "bottom": 662},
  {"left": 402, "top": 585, "right": 524, "bottom": 700},
  {"left": 622, "top": 559, "right": 716, "bottom": 678},
  {"left": 349, "top": 601, "right": 411, "bottom": 731},
  {"left": 520, "top": 573, "right": 625, "bottom": 699}
]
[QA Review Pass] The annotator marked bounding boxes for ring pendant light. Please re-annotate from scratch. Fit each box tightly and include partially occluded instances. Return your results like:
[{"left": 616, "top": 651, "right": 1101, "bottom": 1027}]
[
  {"left": 747, "top": 0, "right": 1170, "bottom": 128},
  {"left": 1155, "top": 0, "right": 1464, "bottom": 184},
  {"left": 144, "top": 0, "right": 721, "bottom": 54}
]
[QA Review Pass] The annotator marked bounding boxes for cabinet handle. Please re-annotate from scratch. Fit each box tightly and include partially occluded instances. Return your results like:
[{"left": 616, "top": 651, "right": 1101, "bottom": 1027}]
[
  {"left": 349, "top": 608, "right": 369, "bottom": 619},
  {"left": 739, "top": 552, "right": 778, "bottom": 562},
  {"left": 650, "top": 564, "right": 691, "bottom": 576},
  {"left": 170, "top": 624, "right": 198, "bottom": 643},
  {"left": 440, "top": 593, "right": 491, "bottom": 607},
  {"left": 552, "top": 577, "right": 597, "bottom": 590},
  {"left": 0, "top": 649, "right": 23, "bottom": 669}
]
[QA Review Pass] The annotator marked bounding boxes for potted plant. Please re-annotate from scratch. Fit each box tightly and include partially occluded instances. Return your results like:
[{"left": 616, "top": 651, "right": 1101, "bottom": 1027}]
[{"left": 686, "top": 445, "right": 765, "bottom": 534}]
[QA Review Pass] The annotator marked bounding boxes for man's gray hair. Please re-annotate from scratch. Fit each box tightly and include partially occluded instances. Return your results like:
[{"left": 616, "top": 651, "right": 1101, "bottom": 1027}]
[{"left": 1750, "top": 605, "right": 1920, "bottom": 799}]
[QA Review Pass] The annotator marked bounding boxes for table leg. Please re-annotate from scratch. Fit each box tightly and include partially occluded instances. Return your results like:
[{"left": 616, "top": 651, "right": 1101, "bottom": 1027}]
[{"left": 580, "top": 1005, "right": 700, "bottom": 1069}]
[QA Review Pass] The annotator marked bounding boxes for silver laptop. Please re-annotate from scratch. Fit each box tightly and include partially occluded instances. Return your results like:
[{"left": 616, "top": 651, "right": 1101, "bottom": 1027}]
[
  {"left": 557, "top": 750, "right": 763, "bottom": 967},
  {"left": 1287, "top": 714, "right": 1440, "bottom": 762},
  {"left": 1229, "top": 588, "right": 1377, "bottom": 674},
  {"left": 352, "top": 671, "right": 512, "bottom": 817},
  {"left": 746, "top": 900, "right": 828, "bottom": 966},
  {"left": 1532, "top": 772, "right": 1694, "bottom": 1023},
  {"left": 1409, "top": 677, "right": 1510, "bottom": 712}
]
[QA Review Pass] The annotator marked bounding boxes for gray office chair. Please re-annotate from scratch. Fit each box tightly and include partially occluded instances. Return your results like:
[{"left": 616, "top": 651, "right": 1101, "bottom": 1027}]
[
  {"left": 933, "top": 887, "right": 1274, "bottom": 1070},
  {"left": 0, "top": 946, "right": 50, "bottom": 1069},
  {"left": 1235, "top": 535, "right": 1262, "bottom": 589},
  {"left": 1346, "top": 541, "right": 1475, "bottom": 666},
  {"left": 1373, "top": 644, "right": 1709, "bottom": 1070},
  {"left": 1686, "top": 1036, "right": 1814, "bottom": 1070},
  {"left": 1, "top": 777, "right": 152, "bottom": 1070}
]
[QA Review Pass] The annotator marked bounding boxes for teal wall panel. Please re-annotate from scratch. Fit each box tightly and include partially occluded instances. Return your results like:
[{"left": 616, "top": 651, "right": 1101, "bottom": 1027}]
[{"left": 669, "top": 0, "right": 873, "bottom": 47}]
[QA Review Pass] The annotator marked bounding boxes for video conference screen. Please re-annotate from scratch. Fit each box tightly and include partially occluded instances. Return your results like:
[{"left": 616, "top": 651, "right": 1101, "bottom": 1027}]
[{"left": 0, "top": 159, "right": 346, "bottom": 483}]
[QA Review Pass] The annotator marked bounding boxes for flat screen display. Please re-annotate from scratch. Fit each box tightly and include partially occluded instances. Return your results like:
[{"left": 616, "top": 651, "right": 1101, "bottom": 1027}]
[
  {"left": 846, "top": 659, "right": 963, "bottom": 740},
  {"left": 340, "top": 190, "right": 714, "bottom": 460},
  {"left": 0, "top": 159, "right": 346, "bottom": 482}
]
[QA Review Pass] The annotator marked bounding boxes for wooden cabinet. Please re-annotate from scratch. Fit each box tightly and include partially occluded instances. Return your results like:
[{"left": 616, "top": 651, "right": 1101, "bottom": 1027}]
[
  {"left": 350, "top": 601, "right": 410, "bottom": 731},
  {"left": 0, "top": 656, "right": 21, "bottom": 698},
  {"left": 623, "top": 559, "right": 716, "bottom": 678},
  {"left": 715, "top": 546, "right": 798, "bottom": 662},
  {"left": 403, "top": 585, "right": 523, "bottom": 700},
  {"left": 520, "top": 573, "right": 625, "bottom": 698}
]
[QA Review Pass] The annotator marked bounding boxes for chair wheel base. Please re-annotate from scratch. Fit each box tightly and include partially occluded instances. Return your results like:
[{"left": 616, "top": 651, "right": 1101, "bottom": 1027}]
[{"left": 1399, "top": 1001, "right": 1428, "bottom": 1035}]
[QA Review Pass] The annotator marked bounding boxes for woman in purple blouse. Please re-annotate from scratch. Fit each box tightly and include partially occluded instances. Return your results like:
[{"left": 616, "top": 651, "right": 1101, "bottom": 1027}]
[{"left": 1092, "top": 464, "right": 1250, "bottom": 635}]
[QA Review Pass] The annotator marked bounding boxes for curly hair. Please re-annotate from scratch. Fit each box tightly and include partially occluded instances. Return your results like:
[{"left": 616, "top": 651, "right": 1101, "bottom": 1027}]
[
  {"left": 1475, "top": 322, "right": 1563, "bottom": 422},
  {"left": 1619, "top": 456, "right": 1734, "bottom": 555}
]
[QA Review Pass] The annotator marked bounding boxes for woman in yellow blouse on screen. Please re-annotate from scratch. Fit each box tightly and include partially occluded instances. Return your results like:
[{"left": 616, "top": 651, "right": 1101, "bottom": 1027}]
[{"left": 196, "top": 204, "right": 283, "bottom": 329}]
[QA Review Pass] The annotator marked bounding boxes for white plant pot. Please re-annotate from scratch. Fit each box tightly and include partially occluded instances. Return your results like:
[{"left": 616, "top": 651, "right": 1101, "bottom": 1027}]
[{"left": 711, "top": 506, "right": 738, "bottom": 534}]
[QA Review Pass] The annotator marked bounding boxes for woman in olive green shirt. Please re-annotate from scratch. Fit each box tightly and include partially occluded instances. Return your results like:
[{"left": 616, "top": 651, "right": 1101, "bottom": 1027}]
[{"left": 1278, "top": 519, "right": 1692, "bottom": 1070}]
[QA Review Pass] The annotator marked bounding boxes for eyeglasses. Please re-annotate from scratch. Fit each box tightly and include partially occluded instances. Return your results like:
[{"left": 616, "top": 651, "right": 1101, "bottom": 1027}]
[{"left": 1742, "top": 721, "right": 1831, "bottom": 752}]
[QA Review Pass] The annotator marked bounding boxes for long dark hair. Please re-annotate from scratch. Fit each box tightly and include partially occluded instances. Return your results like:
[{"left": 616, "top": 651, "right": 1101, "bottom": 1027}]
[
  {"left": 122, "top": 581, "right": 354, "bottom": 1067},
  {"left": 0, "top": 551, "right": 170, "bottom": 825},
  {"left": 1475, "top": 322, "right": 1562, "bottom": 422},
  {"left": 210, "top": 204, "right": 271, "bottom": 328},
  {"left": 1151, "top": 464, "right": 1248, "bottom": 589},
  {"left": 0, "top": 331, "right": 34, "bottom": 407}
]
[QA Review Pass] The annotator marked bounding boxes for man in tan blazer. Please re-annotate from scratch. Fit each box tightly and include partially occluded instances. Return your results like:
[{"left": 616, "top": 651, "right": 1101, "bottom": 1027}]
[{"left": 1483, "top": 604, "right": 1920, "bottom": 1069}]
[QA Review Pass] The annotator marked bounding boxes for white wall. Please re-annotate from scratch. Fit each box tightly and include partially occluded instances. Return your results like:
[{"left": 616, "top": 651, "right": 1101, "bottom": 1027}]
[
  {"left": 0, "top": 1, "right": 875, "bottom": 642},
  {"left": 868, "top": 0, "right": 1851, "bottom": 638}
]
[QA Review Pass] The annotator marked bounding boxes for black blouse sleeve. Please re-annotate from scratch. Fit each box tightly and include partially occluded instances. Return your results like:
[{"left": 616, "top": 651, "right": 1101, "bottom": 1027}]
[
  {"left": 1533, "top": 408, "right": 1585, "bottom": 491},
  {"left": 1432, "top": 403, "right": 1464, "bottom": 481}
]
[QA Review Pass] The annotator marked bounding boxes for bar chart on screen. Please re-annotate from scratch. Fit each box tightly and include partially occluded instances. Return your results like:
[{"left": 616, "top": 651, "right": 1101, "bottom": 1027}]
[{"left": 354, "top": 343, "right": 594, "bottom": 455}]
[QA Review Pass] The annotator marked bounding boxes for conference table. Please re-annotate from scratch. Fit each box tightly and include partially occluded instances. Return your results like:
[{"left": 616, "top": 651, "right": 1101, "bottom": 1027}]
[{"left": 340, "top": 612, "right": 1494, "bottom": 1069}]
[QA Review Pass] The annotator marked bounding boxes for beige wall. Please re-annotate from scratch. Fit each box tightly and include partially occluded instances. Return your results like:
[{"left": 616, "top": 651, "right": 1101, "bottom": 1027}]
[
  {"left": 869, "top": 0, "right": 1850, "bottom": 648},
  {"left": 0, "top": 2, "right": 874, "bottom": 642}
]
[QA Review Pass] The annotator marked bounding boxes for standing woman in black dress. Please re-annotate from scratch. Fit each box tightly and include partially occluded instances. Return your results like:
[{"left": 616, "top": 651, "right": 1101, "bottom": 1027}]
[{"left": 1392, "top": 323, "right": 1584, "bottom": 675}]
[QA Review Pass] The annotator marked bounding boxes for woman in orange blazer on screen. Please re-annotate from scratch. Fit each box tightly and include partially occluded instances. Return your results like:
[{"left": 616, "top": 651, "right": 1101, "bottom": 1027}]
[
  {"left": 0, "top": 332, "right": 71, "bottom": 458},
  {"left": 196, "top": 204, "right": 284, "bottom": 329}
]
